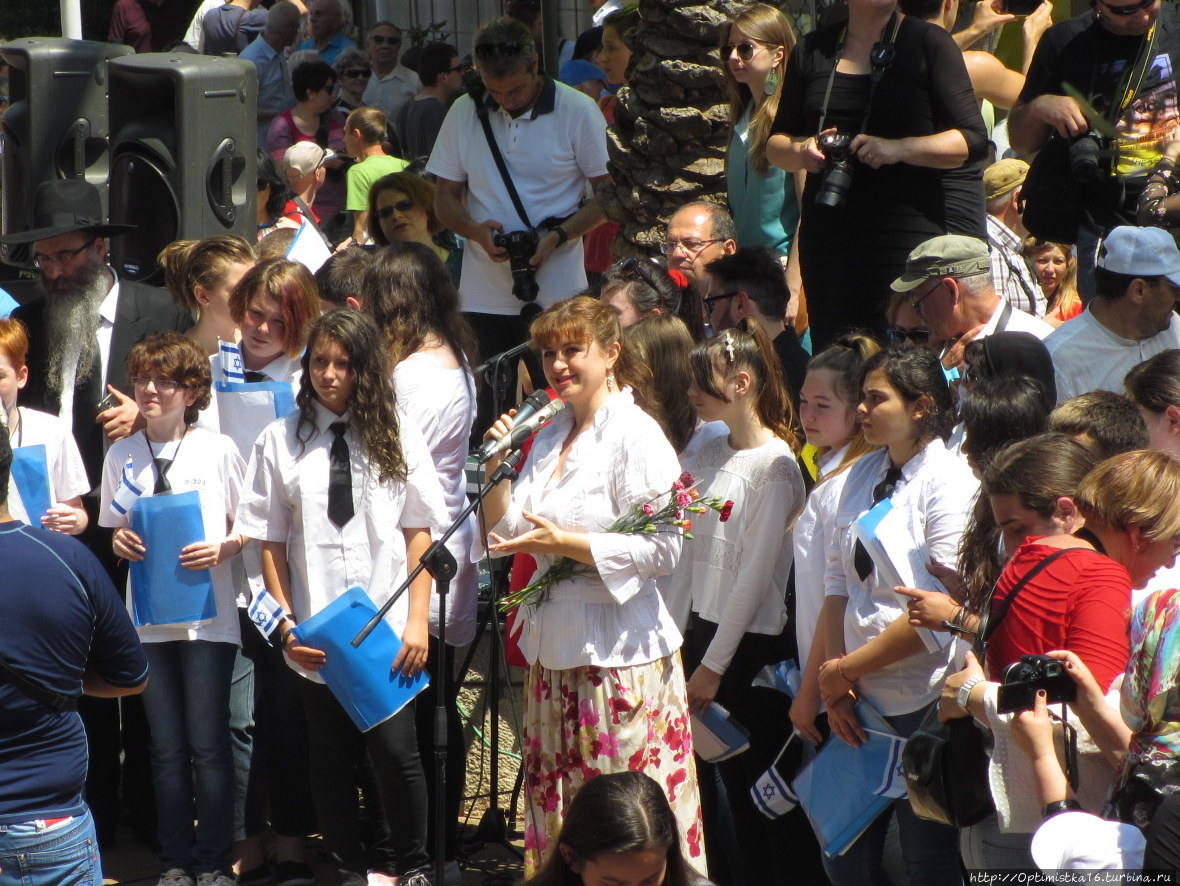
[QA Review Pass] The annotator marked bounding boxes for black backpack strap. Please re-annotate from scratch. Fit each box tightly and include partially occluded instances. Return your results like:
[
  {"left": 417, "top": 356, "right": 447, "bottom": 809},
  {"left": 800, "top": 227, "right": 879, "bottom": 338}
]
[{"left": 0, "top": 655, "right": 76, "bottom": 713}]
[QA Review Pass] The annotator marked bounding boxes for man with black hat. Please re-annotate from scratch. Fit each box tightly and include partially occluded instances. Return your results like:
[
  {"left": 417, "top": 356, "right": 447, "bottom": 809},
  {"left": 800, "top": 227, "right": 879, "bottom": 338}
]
[
  {"left": 1, "top": 177, "right": 189, "bottom": 849},
  {"left": 3, "top": 179, "right": 191, "bottom": 485}
]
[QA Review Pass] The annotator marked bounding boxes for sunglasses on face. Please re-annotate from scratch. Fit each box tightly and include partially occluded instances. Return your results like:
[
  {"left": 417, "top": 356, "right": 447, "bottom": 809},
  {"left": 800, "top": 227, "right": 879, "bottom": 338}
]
[
  {"left": 369, "top": 35, "right": 401, "bottom": 45},
  {"left": 342, "top": 68, "right": 371, "bottom": 78},
  {"left": 377, "top": 199, "right": 417, "bottom": 218},
  {"left": 885, "top": 326, "right": 931, "bottom": 345},
  {"left": 1099, "top": 0, "right": 1156, "bottom": 15},
  {"left": 721, "top": 42, "right": 760, "bottom": 61}
]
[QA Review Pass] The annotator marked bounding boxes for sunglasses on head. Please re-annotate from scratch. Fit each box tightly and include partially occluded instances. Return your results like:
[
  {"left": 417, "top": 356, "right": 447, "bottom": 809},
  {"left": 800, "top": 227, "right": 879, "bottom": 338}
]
[
  {"left": 1099, "top": 0, "right": 1156, "bottom": 15},
  {"left": 377, "top": 199, "right": 417, "bottom": 218},
  {"left": 370, "top": 34, "right": 401, "bottom": 45},
  {"left": 885, "top": 326, "right": 931, "bottom": 345},
  {"left": 475, "top": 41, "right": 525, "bottom": 59},
  {"left": 616, "top": 257, "right": 668, "bottom": 307},
  {"left": 721, "top": 42, "right": 760, "bottom": 61},
  {"left": 342, "top": 68, "right": 371, "bottom": 78}
]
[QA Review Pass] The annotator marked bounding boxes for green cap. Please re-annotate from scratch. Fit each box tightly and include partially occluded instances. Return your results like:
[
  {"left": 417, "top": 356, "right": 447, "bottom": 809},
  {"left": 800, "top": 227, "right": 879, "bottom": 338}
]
[{"left": 891, "top": 235, "right": 992, "bottom": 292}]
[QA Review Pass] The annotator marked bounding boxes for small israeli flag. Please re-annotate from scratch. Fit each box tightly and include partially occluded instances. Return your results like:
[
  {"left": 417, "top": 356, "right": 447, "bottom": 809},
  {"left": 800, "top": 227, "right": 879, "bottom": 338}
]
[
  {"left": 219, "top": 340, "right": 246, "bottom": 383},
  {"left": 751, "top": 731, "right": 800, "bottom": 819},
  {"left": 247, "top": 587, "right": 287, "bottom": 641},
  {"left": 109, "top": 455, "right": 144, "bottom": 517}
]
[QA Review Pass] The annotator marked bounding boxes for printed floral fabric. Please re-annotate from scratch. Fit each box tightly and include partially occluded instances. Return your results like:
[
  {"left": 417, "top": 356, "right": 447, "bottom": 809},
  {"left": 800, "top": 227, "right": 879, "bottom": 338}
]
[
  {"left": 521, "top": 654, "right": 705, "bottom": 876},
  {"left": 1108, "top": 588, "right": 1180, "bottom": 830}
]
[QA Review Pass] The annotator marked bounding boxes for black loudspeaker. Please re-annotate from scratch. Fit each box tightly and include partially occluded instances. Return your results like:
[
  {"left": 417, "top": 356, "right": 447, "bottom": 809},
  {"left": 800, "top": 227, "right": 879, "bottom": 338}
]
[
  {"left": 107, "top": 53, "right": 257, "bottom": 284},
  {"left": 0, "top": 38, "right": 132, "bottom": 269}
]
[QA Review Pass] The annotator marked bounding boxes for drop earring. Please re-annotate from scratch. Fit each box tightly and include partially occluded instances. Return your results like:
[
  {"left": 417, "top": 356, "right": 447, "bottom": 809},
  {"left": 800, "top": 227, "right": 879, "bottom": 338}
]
[
  {"left": 764, "top": 69, "right": 780, "bottom": 96},
  {"left": 607, "top": 372, "right": 616, "bottom": 392}
]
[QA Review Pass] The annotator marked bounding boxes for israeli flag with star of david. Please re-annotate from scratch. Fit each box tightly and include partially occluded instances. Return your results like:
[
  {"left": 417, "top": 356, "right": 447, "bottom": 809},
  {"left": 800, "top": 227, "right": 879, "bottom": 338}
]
[{"left": 109, "top": 455, "right": 143, "bottom": 517}]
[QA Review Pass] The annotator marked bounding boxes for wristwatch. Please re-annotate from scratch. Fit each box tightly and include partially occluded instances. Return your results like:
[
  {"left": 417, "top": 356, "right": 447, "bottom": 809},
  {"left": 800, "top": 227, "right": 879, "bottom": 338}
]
[
  {"left": 553, "top": 225, "right": 569, "bottom": 245},
  {"left": 956, "top": 676, "right": 984, "bottom": 711}
]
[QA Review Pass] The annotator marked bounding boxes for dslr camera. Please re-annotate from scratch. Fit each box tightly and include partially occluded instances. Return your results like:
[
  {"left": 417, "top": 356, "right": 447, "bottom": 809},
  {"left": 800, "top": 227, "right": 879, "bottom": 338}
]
[
  {"left": 1068, "top": 131, "right": 1109, "bottom": 184},
  {"left": 816, "top": 131, "right": 855, "bottom": 210},
  {"left": 493, "top": 229, "right": 541, "bottom": 304},
  {"left": 996, "top": 654, "right": 1077, "bottom": 714}
]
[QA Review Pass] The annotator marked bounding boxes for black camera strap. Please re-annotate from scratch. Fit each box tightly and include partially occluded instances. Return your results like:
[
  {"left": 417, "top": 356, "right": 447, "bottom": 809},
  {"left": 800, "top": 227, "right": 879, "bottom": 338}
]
[
  {"left": 474, "top": 92, "right": 534, "bottom": 232},
  {"left": 973, "top": 547, "right": 1077, "bottom": 662},
  {"left": 817, "top": 12, "right": 901, "bottom": 136},
  {"left": 0, "top": 655, "right": 77, "bottom": 713}
]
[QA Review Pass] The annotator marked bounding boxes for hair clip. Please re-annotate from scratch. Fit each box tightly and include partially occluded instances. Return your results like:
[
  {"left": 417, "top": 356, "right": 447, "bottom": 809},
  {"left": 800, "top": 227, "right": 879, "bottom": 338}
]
[
  {"left": 720, "top": 330, "right": 736, "bottom": 363},
  {"left": 666, "top": 268, "right": 690, "bottom": 290}
]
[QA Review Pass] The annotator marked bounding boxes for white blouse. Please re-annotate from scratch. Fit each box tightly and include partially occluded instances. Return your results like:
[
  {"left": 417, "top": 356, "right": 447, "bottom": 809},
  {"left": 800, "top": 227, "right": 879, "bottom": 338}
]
[
  {"left": 393, "top": 350, "right": 479, "bottom": 646},
  {"left": 793, "top": 442, "right": 854, "bottom": 671},
  {"left": 491, "top": 389, "right": 683, "bottom": 670},
  {"left": 824, "top": 438, "right": 978, "bottom": 716},
  {"left": 234, "top": 401, "right": 449, "bottom": 682},
  {"left": 8, "top": 406, "right": 91, "bottom": 523},
  {"left": 667, "top": 434, "right": 805, "bottom": 675}
]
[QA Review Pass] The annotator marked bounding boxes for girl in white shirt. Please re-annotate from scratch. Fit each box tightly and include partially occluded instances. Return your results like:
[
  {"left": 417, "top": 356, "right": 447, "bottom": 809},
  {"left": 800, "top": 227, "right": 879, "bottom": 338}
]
[
  {"left": 668, "top": 318, "right": 804, "bottom": 885},
  {"left": 0, "top": 319, "right": 89, "bottom": 534},
  {"left": 235, "top": 309, "right": 445, "bottom": 886},
  {"left": 815, "top": 345, "right": 976, "bottom": 886},
  {"left": 363, "top": 242, "right": 479, "bottom": 875},
  {"left": 479, "top": 296, "right": 704, "bottom": 877},
  {"left": 100, "top": 332, "right": 247, "bottom": 886},
  {"left": 790, "top": 333, "right": 880, "bottom": 745}
]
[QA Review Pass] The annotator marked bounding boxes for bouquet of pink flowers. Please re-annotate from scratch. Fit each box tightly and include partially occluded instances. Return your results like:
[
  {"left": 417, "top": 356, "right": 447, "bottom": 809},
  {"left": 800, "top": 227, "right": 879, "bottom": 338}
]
[{"left": 498, "top": 471, "right": 734, "bottom": 611}]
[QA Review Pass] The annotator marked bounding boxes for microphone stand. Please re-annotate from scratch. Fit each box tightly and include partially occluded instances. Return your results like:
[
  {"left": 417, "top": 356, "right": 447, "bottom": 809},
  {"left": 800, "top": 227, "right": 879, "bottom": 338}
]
[{"left": 352, "top": 451, "right": 524, "bottom": 886}]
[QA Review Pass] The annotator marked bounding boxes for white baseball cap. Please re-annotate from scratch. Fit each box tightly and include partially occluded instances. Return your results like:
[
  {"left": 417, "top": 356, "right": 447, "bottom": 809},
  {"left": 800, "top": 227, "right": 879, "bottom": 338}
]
[{"left": 1096, "top": 226, "right": 1180, "bottom": 286}]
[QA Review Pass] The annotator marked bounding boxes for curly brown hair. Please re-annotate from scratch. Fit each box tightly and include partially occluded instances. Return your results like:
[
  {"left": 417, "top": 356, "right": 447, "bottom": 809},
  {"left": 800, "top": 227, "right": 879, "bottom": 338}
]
[{"left": 126, "top": 332, "right": 213, "bottom": 426}]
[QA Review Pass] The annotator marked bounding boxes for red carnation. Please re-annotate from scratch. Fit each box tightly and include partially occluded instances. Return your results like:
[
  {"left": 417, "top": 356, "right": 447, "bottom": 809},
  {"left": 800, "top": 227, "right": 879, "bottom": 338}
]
[{"left": 719, "top": 500, "right": 734, "bottom": 522}]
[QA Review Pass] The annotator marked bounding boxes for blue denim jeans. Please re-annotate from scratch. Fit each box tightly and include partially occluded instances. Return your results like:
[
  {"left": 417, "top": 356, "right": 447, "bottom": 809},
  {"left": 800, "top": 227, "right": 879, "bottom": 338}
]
[
  {"left": 0, "top": 810, "right": 102, "bottom": 886},
  {"left": 821, "top": 705, "right": 964, "bottom": 886},
  {"left": 142, "top": 640, "right": 236, "bottom": 876}
]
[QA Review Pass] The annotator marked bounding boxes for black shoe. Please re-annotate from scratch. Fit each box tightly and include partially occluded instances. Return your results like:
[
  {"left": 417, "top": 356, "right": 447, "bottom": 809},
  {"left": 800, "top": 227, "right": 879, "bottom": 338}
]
[{"left": 237, "top": 864, "right": 273, "bottom": 886}]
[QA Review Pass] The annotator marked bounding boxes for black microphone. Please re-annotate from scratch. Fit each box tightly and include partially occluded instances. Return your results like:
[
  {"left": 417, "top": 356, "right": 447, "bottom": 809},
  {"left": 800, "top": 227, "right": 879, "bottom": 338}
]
[
  {"left": 476, "top": 397, "right": 566, "bottom": 463},
  {"left": 475, "top": 389, "right": 553, "bottom": 463}
]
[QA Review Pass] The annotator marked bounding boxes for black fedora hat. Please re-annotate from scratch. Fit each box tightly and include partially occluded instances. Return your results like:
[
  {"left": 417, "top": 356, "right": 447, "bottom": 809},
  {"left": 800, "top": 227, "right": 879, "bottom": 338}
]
[{"left": 0, "top": 179, "right": 136, "bottom": 245}]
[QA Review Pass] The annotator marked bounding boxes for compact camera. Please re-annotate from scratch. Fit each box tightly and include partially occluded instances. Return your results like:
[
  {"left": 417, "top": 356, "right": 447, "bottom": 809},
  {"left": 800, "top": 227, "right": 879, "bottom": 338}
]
[
  {"left": 996, "top": 654, "right": 1077, "bottom": 714},
  {"left": 816, "top": 131, "right": 855, "bottom": 210}
]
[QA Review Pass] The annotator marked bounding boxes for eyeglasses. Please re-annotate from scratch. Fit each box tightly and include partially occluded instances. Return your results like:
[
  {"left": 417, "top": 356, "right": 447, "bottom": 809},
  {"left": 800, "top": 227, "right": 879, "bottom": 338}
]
[
  {"left": 475, "top": 41, "right": 525, "bottom": 59},
  {"left": 885, "top": 326, "right": 931, "bottom": 345},
  {"left": 702, "top": 291, "right": 741, "bottom": 312},
  {"left": 342, "top": 68, "right": 371, "bottom": 78},
  {"left": 131, "top": 376, "right": 187, "bottom": 394},
  {"left": 1099, "top": 0, "right": 1156, "bottom": 15},
  {"left": 721, "top": 42, "right": 761, "bottom": 61},
  {"left": 908, "top": 278, "right": 945, "bottom": 313},
  {"left": 447, "top": 63, "right": 465, "bottom": 74},
  {"left": 376, "top": 199, "right": 417, "bottom": 218},
  {"left": 369, "top": 34, "right": 402, "bottom": 45},
  {"left": 660, "top": 237, "right": 723, "bottom": 258},
  {"left": 33, "top": 237, "right": 97, "bottom": 271}
]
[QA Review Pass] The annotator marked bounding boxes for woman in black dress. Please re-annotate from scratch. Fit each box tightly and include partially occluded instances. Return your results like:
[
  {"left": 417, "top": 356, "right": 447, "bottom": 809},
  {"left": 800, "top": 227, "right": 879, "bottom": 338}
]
[{"left": 768, "top": 0, "right": 987, "bottom": 350}]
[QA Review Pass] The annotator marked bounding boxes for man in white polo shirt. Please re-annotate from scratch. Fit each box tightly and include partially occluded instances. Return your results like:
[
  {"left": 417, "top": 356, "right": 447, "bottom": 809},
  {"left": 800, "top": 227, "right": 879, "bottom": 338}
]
[
  {"left": 427, "top": 16, "right": 609, "bottom": 365},
  {"left": 1045, "top": 226, "right": 1180, "bottom": 402}
]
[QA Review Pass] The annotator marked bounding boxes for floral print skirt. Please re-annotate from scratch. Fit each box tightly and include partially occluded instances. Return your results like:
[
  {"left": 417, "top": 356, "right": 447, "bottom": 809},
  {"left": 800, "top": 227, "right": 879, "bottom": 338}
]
[{"left": 521, "top": 653, "right": 705, "bottom": 876}]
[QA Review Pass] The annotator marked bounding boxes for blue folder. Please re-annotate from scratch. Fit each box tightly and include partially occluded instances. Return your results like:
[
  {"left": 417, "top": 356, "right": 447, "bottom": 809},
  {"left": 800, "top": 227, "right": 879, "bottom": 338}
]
[
  {"left": 791, "top": 699, "right": 908, "bottom": 858},
  {"left": 11, "top": 444, "right": 51, "bottom": 527},
  {"left": 291, "top": 586, "right": 430, "bottom": 732},
  {"left": 128, "top": 490, "right": 217, "bottom": 626}
]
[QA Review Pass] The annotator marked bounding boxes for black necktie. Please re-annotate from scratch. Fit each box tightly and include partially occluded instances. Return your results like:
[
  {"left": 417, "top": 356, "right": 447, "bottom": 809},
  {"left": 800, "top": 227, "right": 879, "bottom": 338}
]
[
  {"left": 328, "top": 422, "right": 353, "bottom": 528},
  {"left": 854, "top": 466, "right": 904, "bottom": 581},
  {"left": 243, "top": 370, "right": 268, "bottom": 383},
  {"left": 153, "top": 457, "right": 172, "bottom": 494}
]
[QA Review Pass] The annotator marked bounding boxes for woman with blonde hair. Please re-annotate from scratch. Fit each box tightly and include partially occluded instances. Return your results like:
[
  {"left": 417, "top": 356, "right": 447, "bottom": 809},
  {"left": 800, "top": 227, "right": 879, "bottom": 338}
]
[
  {"left": 723, "top": 3, "right": 799, "bottom": 257},
  {"left": 159, "top": 235, "right": 255, "bottom": 356},
  {"left": 1022, "top": 238, "right": 1080, "bottom": 326},
  {"left": 479, "top": 296, "right": 703, "bottom": 876}
]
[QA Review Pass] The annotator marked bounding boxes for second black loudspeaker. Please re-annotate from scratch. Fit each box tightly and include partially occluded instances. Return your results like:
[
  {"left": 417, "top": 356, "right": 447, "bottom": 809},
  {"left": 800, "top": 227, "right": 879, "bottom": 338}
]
[{"left": 107, "top": 53, "right": 257, "bottom": 284}]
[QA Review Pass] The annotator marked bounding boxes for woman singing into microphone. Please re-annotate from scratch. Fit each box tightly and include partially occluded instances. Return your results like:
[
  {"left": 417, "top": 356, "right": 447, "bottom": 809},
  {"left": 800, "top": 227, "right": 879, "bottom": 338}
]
[{"left": 478, "top": 296, "right": 704, "bottom": 877}]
